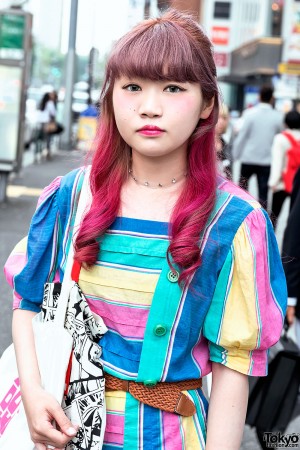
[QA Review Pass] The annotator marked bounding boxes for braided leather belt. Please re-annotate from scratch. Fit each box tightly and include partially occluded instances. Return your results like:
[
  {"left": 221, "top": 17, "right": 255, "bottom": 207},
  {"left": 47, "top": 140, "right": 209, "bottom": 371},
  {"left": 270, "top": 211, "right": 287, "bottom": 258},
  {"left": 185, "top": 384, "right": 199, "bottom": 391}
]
[{"left": 105, "top": 373, "right": 202, "bottom": 416}]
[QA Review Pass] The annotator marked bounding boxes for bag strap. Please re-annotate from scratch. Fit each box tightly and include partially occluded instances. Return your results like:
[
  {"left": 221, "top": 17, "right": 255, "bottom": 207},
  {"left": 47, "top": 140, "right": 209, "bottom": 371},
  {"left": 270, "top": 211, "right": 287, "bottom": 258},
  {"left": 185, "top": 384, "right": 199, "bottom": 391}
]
[
  {"left": 282, "top": 131, "right": 300, "bottom": 147},
  {"left": 54, "top": 166, "right": 92, "bottom": 326}
]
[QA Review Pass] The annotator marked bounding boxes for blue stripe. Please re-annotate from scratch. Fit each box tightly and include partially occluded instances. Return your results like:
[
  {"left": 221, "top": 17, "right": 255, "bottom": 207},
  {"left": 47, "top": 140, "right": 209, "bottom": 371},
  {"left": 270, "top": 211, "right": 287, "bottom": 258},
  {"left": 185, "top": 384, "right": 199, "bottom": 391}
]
[
  {"left": 262, "top": 209, "right": 287, "bottom": 319},
  {"left": 111, "top": 216, "right": 169, "bottom": 236},
  {"left": 165, "top": 195, "right": 254, "bottom": 379},
  {"left": 142, "top": 404, "right": 162, "bottom": 448}
]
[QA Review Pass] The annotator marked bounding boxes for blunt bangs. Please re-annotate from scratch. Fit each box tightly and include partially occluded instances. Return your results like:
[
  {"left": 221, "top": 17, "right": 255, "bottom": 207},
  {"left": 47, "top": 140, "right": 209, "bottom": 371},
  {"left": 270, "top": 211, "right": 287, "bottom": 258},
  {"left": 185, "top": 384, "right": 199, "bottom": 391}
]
[{"left": 106, "top": 20, "right": 215, "bottom": 86}]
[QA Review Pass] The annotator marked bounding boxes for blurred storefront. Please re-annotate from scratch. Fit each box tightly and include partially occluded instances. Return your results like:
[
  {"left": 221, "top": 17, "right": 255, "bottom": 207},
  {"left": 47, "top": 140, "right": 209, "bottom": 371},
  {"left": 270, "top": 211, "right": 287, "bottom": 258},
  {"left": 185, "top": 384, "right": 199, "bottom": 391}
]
[
  {"left": 196, "top": 0, "right": 300, "bottom": 114},
  {"left": 0, "top": 7, "right": 32, "bottom": 201},
  {"left": 201, "top": 0, "right": 285, "bottom": 111}
]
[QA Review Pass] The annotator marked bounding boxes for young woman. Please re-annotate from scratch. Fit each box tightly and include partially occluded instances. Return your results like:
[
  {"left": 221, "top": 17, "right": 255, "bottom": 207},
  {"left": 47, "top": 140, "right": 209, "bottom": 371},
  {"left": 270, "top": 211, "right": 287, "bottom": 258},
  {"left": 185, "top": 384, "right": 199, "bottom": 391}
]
[
  {"left": 37, "top": 91, "right": 64, "bottom": 160},
  {"left": 5, "top": 9, "right": 286, "bottom": 450}
]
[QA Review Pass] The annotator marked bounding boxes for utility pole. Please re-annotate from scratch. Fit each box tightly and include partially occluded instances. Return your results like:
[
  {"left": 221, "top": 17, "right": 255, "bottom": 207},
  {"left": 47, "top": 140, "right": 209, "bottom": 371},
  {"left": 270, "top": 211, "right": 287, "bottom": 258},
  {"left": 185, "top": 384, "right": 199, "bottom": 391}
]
[{"left": 61, "top": 0, "right": 78, "bottom": 150}]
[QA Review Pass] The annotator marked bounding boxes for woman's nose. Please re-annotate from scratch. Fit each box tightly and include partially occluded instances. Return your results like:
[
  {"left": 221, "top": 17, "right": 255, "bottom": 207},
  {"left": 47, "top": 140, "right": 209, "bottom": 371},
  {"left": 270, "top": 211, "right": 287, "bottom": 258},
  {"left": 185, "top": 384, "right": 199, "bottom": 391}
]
[{"left": 138, "top": 92, "right": 162, "bottom": 118}]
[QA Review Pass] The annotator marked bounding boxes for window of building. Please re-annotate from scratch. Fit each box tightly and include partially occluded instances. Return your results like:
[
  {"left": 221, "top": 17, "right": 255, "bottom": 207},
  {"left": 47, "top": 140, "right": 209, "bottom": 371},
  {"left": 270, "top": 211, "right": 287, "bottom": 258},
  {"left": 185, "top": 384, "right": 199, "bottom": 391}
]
[{"left": 213, "top": 1, "right": 231, "bottom": 19}]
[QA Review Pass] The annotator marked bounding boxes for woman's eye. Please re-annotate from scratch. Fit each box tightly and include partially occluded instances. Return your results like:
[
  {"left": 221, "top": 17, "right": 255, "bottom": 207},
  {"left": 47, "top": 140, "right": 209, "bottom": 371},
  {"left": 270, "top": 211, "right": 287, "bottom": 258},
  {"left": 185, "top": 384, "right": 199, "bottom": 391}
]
[
  {"left": 123, "top": 84, "right": 141, "bottom": 92},
  {"left": 165, "top": 85, "right": 185, "bottom": 93}
]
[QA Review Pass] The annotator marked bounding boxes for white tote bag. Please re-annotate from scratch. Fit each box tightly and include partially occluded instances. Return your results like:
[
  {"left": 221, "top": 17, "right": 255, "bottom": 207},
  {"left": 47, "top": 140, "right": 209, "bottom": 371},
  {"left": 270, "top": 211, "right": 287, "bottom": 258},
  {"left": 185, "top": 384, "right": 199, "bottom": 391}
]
[{"left": 0, "top": 344, "right": 33, "bottom": 449}]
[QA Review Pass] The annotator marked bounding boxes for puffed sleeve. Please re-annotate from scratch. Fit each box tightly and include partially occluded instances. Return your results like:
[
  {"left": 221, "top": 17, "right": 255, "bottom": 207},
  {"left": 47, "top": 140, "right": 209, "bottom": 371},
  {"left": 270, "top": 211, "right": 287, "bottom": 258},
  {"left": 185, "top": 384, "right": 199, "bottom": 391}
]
[
  {"left": 203, "top": 207, "right": 287, "bottom": 376},
  {"left": 4, "top": 176, "right": 63, "bottom": 312}
]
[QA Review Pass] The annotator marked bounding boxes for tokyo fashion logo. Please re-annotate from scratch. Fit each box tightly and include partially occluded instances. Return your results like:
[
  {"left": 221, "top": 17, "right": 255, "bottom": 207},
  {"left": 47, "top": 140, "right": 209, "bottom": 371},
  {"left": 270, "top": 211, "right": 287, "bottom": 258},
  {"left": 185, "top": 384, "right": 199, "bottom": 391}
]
[{"left": 263, "top": 432, "right": 300, "bottom": 448}]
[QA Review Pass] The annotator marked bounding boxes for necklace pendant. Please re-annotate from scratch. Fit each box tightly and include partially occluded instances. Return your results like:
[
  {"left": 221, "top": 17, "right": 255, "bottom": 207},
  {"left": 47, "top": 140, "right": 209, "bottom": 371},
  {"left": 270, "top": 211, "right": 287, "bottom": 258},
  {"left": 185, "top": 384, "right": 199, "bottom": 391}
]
[{"left": 128, "top": 166, "right": 186, "bottom": 189}]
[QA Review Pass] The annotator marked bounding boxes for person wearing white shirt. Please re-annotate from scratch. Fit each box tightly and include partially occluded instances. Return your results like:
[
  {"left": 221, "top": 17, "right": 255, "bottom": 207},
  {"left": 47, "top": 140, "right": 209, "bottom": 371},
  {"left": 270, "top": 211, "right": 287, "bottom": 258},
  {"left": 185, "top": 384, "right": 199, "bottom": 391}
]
[
  {"left": 232, "top": 85, "right": 283, "bottom": 208},
  {"left": 36, "top": 91, "right": 63, "bottom": 160}
]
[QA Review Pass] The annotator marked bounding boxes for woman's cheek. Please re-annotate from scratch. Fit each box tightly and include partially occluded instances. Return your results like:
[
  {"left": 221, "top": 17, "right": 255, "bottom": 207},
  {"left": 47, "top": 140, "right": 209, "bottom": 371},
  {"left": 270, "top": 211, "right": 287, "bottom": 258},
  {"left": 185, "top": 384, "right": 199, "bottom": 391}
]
[{"left": 173, "top": 97, "right": 202, "bottom": 120}]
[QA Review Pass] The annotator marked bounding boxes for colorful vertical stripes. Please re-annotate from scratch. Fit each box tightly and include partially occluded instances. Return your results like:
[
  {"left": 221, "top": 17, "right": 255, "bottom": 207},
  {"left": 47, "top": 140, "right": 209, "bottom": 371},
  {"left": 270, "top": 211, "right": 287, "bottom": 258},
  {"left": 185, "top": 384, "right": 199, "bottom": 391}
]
[{"left": 4, "top": 168, "right": 287, "bottom": 449}]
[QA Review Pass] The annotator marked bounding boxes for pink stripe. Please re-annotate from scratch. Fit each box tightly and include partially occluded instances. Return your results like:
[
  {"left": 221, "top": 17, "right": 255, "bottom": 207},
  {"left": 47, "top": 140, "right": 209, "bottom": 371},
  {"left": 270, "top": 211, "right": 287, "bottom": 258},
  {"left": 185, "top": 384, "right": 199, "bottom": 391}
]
[
  {"left": 192, "top": 336, "right": 212, "bottom": 377},
  {"left": 36, "top": 176, "right": 62, "bottom": 208},
  {"left": 245, "top": 211, "right": 283, "bottom": 350},
  {"left": 53, "top": 269, "right": 61, "bottom": 283},
  {"left": 4, "top": 253, "right": 27, "bottom": 289},
  {"left": 104, "top": 407, "right": 124, "bottom": 445},
  {"left": 219, "top": 179, "right": 257, "bottom": 202},
  {"left": 99, "top": 315, "right": 145, "bottom": 340},
  {"left": 12, "top": 292, "right": 22, "bottom": 309},
  {"left": 250, "top": 349, "right": 268, "bottom": 376},
  {"left": 104, "top": 432, "right": 124, "bottom": 446},
  {"left": 162, "top": 411, "right": 182, "bottom": 450},
  {"left": 4, "top": 253, "right": 27, "bottom": 309},
  {"left": 86, "top": 298, "right": 149, "bottom": 337}
]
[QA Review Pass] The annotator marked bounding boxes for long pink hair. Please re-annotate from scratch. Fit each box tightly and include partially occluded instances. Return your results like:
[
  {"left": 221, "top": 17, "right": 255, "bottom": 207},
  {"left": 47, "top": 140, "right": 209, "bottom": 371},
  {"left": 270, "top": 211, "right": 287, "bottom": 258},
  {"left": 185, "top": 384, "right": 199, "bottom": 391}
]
[{"left": 75, "top": 9, "right": 219, "bottom": 285}]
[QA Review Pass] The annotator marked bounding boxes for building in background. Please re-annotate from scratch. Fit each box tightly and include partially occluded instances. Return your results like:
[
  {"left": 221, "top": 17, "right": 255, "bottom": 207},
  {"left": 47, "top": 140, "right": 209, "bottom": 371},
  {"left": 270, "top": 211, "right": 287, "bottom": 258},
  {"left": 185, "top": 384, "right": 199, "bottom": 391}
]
[
  {"left": 3, "top": 0, "right": 300, "bottom": 117},
  {"left": 202, "top": 0, "right": 285, "bottom": 110}
]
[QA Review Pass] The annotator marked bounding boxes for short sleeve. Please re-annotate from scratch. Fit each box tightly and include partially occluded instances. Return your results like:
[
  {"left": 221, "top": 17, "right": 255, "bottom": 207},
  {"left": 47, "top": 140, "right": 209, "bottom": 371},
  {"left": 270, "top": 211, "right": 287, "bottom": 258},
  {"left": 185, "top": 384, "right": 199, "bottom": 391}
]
[
  {"left": 203, "top": 207, "right": 287, "bottom": 376},
  {"left": 4, "top": 177, "right": 62, "bottom": 312}
]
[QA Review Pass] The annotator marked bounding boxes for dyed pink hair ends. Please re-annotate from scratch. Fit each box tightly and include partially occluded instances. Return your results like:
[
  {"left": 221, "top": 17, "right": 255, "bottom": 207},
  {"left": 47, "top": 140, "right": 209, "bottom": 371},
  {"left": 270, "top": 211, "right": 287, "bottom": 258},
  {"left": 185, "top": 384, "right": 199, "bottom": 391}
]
[{"left": 75, "top": 9, "right": 219, "bottom": 285}]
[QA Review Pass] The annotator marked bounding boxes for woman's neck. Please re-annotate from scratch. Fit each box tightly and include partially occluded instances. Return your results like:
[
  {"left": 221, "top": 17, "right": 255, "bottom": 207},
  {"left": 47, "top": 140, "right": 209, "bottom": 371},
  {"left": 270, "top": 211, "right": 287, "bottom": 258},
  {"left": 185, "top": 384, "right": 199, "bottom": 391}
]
[
  {"left": 120, "top": 151, "right": 188, "bottom": 222},
  {"left": 130, "top": 151, "right": 188, "bottom": 189}
]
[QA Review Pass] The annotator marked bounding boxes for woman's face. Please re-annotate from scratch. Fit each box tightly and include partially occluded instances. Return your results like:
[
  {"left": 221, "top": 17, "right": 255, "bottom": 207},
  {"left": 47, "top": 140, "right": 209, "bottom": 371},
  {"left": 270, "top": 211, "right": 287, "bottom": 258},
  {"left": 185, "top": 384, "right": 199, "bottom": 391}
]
[{"left": 112, "top": 77, "right": 213, "bottom": 160}]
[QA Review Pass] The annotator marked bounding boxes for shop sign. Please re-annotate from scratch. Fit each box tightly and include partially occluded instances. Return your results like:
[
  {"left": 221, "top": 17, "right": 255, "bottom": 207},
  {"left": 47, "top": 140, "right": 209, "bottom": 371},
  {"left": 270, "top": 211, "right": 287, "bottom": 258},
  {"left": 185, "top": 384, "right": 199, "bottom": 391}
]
[
  {"left": 211, "top": 26, "right": 229, "bottom": 45},
  {"left": 0, "top": 13, "right": 25, "bottom": 50},
  {"left": 287, "top": 1, "right": 300, "bottom": 62},
  {"left": 214, "top": 52, "right": 229, "bottom": 68},
  {"left": 278, "top": 62, "right": 300, "bottom": 75}
]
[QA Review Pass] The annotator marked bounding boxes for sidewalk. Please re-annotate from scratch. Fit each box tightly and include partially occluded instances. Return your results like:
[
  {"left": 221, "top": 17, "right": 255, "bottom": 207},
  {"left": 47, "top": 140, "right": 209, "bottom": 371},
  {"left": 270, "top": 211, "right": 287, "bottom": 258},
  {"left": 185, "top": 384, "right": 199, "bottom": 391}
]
[{"left": 0, "top": 148, "right": 83, "bottom": 354}]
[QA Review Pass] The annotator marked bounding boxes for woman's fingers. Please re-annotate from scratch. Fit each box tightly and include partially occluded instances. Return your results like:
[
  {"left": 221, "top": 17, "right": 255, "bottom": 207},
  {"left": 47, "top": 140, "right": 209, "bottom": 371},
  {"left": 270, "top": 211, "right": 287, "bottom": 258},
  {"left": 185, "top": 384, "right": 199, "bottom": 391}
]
[
  {"left": 22, "top": 385, "right": 78, "bottom": 448},
  {"left": 32, "top": 416, "right": 77, "bottom": 449},
  {"left": 48, "top": 401, "right": 78, "bottom": 438},
  {"left": 35, "top": 444, "right": 46, "bottom": 450}
]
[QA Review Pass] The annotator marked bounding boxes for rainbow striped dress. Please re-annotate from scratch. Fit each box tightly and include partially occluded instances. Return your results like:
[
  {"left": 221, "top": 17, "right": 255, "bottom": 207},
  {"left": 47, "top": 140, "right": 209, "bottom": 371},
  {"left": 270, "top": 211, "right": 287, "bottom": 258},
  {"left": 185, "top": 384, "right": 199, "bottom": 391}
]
[{"left": 4, "top": 167, "right": 287, "bottom": 449}]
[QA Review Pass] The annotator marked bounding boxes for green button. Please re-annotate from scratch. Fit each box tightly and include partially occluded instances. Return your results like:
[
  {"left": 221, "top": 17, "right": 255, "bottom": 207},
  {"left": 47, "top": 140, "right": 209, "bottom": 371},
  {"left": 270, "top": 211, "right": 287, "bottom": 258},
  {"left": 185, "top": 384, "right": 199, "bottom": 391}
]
[
  {"left": 154, "top": 324, "right": 167, "bottom": 336},
  {"left": 144, "top": 380, "right": 157, "bottom": 387},
  {"left": 167, "top": 270, "right": 179, "bottom": 283}
]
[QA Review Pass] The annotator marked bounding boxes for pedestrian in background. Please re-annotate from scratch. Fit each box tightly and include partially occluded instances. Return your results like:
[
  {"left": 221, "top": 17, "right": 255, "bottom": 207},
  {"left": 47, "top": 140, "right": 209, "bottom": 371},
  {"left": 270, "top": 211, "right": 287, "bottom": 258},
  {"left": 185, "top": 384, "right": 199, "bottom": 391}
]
[
  {"left": 215, "top": 103, "right": 232, "bottom": 179},
  {"left": 282, "top": 167, "right": 300, "bottom": 348},
  {"left": 37, "top": 91, "right": 63, "bottom": 160},
  {"left": 4, "top": 9, "right": 286, "bottom": 450},
  {"left": 232, "top": 85, "right": 283, "bottom": 208},
  {"left": 269, "top": 110, "right": 300, "bottom": 228}
]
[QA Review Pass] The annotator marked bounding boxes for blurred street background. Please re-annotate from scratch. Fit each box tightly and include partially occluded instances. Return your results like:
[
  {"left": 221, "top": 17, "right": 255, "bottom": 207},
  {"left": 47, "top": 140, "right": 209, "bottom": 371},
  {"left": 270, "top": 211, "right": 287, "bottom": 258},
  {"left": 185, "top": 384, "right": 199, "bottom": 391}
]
[{"left": 0, "top": 0, "right": 300, "bottom": 448}]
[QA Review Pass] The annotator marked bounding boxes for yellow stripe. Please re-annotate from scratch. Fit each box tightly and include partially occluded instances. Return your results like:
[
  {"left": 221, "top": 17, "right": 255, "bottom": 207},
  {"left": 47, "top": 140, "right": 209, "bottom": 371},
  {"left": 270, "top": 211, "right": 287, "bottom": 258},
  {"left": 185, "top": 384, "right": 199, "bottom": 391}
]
[
  {"left": 224, "top": 349, "right": 251, "bottom": 375},
  {"left": 219, "top": 222, "right": 258, "bottom": 352},
  {"left": 79, "top": 279, "right": 155, "bottom": 306},
  {"left": 80, "top": 265, "right": 159, "bottom": 293},
  {"left": 106, "top": 391, "right": 126, "bottom": 412},
  {"left": 12, "top": 236, "right": 28, "bottom": 253},
  {"left": 182, "top": 415, "right": 203, "bottom": 449}
]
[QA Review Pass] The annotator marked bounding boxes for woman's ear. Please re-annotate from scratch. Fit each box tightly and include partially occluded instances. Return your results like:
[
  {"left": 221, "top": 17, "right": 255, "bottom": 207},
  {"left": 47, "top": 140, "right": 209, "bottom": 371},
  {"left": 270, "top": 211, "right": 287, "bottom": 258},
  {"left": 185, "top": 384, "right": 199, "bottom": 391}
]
[{"left": 200, "top": 96, "right": 215, "bottom": 120}]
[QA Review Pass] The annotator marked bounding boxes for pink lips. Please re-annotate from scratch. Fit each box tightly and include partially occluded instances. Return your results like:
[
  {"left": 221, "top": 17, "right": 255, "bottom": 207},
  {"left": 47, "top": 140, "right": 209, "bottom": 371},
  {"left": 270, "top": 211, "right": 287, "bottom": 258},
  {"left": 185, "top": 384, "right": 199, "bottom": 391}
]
[{"left": 137, "top": 125, "right": 165, "bottom": 136}]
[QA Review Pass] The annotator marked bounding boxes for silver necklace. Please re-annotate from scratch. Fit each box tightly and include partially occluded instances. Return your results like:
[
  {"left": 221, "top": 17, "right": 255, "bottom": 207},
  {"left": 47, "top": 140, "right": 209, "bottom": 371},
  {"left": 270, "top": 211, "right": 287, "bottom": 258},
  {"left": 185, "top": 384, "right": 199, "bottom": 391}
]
[{"left": 128, "top": 168, "right": 187, "bottom": 189}]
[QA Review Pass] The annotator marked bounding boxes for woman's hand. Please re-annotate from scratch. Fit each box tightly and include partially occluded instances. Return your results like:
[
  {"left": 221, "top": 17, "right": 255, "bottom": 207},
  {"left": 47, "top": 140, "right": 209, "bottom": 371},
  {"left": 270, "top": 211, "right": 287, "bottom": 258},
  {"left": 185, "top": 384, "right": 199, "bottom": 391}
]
[
  {"left": 12, "top": 310, "right": 77, "bottom": 448},
  {"left": 22, "top": 383, "right": 78, "bottom": 449}
]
